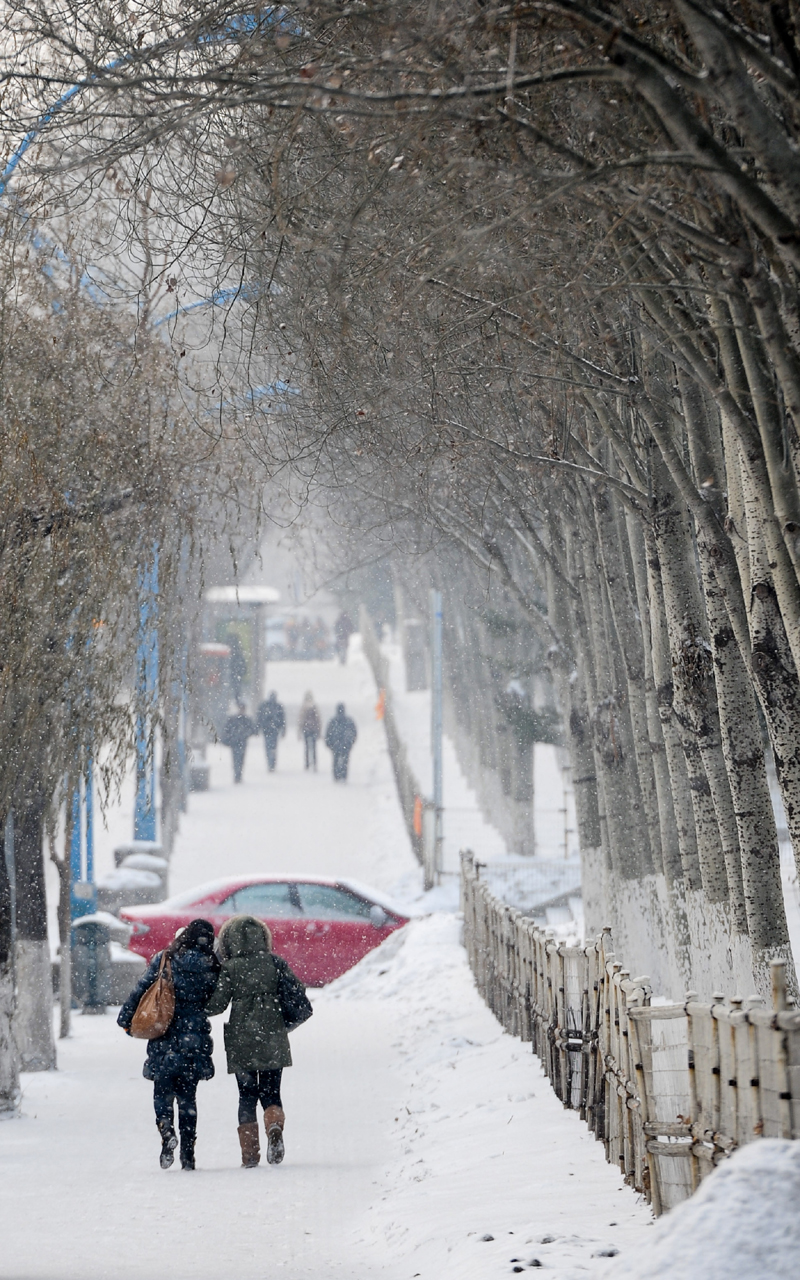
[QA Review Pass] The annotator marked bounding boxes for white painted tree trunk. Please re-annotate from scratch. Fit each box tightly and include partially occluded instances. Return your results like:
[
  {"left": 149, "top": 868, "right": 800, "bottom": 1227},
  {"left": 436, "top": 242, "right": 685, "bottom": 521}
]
[
  {"left": 0, "top": 827, "right": 19, "bottom": 1111},
  {"left": 13, "top": 939, "right": 56, "bottom": 1071},
  {"left": 0, "top": 953, "right": 18, "bottom": 1112}
]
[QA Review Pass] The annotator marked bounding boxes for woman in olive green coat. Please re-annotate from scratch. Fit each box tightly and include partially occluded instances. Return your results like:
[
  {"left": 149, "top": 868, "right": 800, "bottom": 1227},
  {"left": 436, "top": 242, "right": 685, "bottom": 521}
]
[{"left": 206, "top": 915, "right": 307, "bottom": 1168}]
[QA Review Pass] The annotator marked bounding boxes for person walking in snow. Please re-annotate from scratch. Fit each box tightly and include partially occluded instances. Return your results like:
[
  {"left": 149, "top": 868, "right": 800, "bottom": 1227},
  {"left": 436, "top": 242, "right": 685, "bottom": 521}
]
[
  {"left": 221, "top": 702, "right": 257, "bottom": 783},
  {"left": 227, "top": 632, "right": 248, "bottom": 701},
  {"left": 206, "top": 915, "right": 310, "bottom": 1168},
  {"left": 324, "top": 703, "right": 358, "bottom": 781},
  {"left": 256, "top": 691, "right": 286, "bottom": 772},
  {"left": 333, "top": 611, "right": 354, "bottom": 664},
  {"left": 298, "top": 691, "right": 321, "bottom": 771},
  {"left": 118, "top": 919, "right": 220, "bottom": 1171}
]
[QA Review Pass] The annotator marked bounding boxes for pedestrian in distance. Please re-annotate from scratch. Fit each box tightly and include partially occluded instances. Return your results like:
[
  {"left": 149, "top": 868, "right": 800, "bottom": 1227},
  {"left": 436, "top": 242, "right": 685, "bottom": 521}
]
[
  {"left": 298, "top": 691, "right": 321, "bottom": 771},
  {"left": 333, "top": 611, "right": 354, "bottom": 665},
  {"left": 221, "top": 701, "right": 257, "bottom": 783},
  {"left": 324, "top": 702, "right": 358, "bottom": 781},
  {"left": 206, "top": 915, "right": 311, "bottom": 1168},
  {"left": 227, "top": 631, "right": 248, "bottom": 701},
  {"left": 256, "top": 690, "right": 286, "bottom": 772},
  {"left": 118, "top": 919, "right": 220, "bottom": 1171}
]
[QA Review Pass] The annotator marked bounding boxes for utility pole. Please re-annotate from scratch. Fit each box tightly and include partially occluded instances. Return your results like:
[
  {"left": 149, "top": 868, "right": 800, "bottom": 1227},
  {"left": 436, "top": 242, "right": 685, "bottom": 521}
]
[{"left": 430, "top": 588, "right": 443, "bottom": 881}]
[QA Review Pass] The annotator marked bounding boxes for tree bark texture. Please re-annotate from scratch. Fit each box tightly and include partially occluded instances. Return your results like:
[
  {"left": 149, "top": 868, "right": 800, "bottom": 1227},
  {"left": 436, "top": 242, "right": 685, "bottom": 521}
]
[
  {"left": 0, "top": 822, "right": 19, "bottom": 1112},
  {"left": 13, "top": 801, "right": 55, "bottom": 1071}
]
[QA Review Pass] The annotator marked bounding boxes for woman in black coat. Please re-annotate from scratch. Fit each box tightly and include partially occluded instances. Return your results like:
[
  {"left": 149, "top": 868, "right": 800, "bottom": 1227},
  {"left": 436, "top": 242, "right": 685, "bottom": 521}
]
[{"left": 118, "top": 919, "right": 220, "bottom": 1171}]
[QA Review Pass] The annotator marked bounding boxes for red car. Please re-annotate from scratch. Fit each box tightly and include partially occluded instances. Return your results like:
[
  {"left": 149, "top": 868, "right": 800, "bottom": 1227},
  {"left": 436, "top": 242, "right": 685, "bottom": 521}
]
[{"left": 119, "top": 875, "right": 408, "bottom": 986}]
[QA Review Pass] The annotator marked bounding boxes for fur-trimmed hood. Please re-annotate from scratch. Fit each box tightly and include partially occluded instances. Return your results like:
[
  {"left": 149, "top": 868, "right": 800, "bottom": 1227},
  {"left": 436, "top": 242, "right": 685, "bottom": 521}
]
[{"left": 217, "top": 914, "right": 273, "bottom": 961}]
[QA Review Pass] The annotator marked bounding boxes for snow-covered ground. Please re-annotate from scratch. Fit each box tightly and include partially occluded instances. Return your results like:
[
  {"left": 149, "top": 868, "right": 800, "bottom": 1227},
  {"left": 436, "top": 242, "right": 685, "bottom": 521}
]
[
  {"left": 383, "top": 638, "right": 507, "bottom": 871},
  {"left": 1, "top": 917, "right": 654, "bottom": 1280},
  {"left": 614, "top": 1139, "right": 800, "bottom": 1280},
  {"left": 332, "top": 915, "right": 654, "bottom": 1279},
  {"left": 383, "top": 637, "right": 581, "bottom": 866},
  {"left": 5, "top": 642, "right": 658, "bottom": 1279}
]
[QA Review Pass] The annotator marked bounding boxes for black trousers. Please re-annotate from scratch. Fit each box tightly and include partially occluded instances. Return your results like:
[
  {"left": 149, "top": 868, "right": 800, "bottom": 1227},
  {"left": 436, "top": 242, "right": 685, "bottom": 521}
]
[
  {"left": 153, "top": 1070, "right": 198, "bottom": 1147},
  {"left": 236, "top": 1069, "right": 283, "bottom": 1125},
  {"left": 303, "top": 732, "right": 317, "bottom": 769},
  {"left": 231, "top": 743, "right": 246, "bottom": 783},
  {"left": 263, "top": 734, "right": 278, "bottom": 771},
  {"left": 332, "top": 750, "right": 350, "bottom": 781}
]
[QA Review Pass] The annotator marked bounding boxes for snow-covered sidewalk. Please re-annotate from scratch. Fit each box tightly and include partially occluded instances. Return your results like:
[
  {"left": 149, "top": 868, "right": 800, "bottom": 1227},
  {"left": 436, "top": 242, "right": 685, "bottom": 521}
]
[
  {"left": 1, "top": 994, "right": 398, "bottom": 1280},
  {"left": 2, "top": 915, "right": 653, "bottom": 1280},
  {"left": 5, "top": 645, "right": 654, "bottom": 1279},
  {"left": 333, "top": 915, "right": 654, "bottom": 1279}
]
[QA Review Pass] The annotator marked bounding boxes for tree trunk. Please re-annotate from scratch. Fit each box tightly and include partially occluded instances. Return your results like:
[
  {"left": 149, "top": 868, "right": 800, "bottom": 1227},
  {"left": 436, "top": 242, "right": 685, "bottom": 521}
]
[
  {"left": 626, "top": 511, "right": 685, "bottom": 886},
  {"left": 594, "top": 486, "right": 663, "bottom": 874},
  {"left": 697, "top": 536, "right": 795, "bottom": 992},
  {"left": 577, "top": 536, "right": 652, "bottom": 881},
  {"left": 0, "top": 820, "right": 19, "bottom": 1112},
  {"left": 651, "top": 489, "right": 731, "bottom": 905},
  {"left": 737, "top": 448, "right": 800, "bottom": 885},
  {"left": 13, "top": 800, "right": 56, "bottom": 1071}
]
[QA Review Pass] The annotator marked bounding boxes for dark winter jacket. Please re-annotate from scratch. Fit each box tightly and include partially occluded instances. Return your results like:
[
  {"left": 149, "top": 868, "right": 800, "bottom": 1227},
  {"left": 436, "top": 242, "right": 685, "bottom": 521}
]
[
  {"left": 205, "top": 916, "right": 295, "bottom": 1073},
  {"left": 256, "top": 696, "right": 286, "bottom": 743},
  {"left": 325, "top": 708, "right": 357, "bottom": 756},
  {"left": 221, "top": 712, "right": 257, "bottom": 751},
  {"left": 299, "top": 704, "right": 321, "bottom": 737},
  {"left": 118, "top": 948, "right": 219, "bottom": 1083}
]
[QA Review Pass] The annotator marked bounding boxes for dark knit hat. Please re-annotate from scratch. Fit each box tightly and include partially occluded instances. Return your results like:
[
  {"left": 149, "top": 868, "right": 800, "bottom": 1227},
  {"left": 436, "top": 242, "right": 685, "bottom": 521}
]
[{"left": 174, "top": 918, "right": 216, "bottom": 954}]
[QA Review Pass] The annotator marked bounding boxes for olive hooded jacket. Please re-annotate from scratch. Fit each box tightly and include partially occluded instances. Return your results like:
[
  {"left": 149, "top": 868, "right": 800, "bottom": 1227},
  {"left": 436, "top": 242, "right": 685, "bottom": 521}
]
[{"left": 205, "top": 915, "right": 294, "bottom": 1073}]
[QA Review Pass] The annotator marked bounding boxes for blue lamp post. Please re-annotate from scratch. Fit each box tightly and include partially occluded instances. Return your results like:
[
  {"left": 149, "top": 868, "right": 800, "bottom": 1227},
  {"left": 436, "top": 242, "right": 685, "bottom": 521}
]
[
  {"left": 134, "top": 552, "right": 159, "bottom": 842},
  {"left": 69, "top": 762, "right": 96, "bottom": 919}
]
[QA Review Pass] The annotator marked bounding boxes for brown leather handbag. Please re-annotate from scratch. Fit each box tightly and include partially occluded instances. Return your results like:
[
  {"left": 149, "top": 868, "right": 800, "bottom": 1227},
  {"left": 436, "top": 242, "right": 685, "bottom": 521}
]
[{"left": 130, "top": 952, "right": 175, "bottom": 1039}]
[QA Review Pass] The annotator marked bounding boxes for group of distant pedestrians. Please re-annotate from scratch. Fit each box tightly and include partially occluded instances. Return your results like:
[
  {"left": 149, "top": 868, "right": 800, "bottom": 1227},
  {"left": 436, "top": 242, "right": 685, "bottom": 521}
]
[{"left": 221, "top": 693, "right": 357, "bottom": 784}]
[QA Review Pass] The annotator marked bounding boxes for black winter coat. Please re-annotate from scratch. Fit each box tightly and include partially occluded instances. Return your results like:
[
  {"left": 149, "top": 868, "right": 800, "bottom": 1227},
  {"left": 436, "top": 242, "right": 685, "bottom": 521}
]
[
  {"left": 221, "top": 713, "right": 257, "bottom": 752},
  {"left": 256, "top": 698, "right": 286, "bottom": 742},
  {"left": 118, "top": 949, "right": 219, "bottom": 1083},
  {"left": 325, "top": 711, "right": 357, "bottom": 755}
]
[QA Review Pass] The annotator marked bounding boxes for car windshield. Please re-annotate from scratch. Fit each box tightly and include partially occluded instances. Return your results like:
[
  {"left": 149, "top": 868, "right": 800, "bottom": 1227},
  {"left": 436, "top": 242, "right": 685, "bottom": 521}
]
[
  {"left": 220, "top": 882, "right": 303, "bottom": 916},
  {"left": 297, "top": 883, "right": 373, "bottom": 921}
]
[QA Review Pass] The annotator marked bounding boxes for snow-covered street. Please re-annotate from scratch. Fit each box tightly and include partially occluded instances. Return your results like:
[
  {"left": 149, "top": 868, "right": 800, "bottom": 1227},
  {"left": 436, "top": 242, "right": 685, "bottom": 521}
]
[{"left": 4, "top": 650, "right": 653, "bottom": 1279}]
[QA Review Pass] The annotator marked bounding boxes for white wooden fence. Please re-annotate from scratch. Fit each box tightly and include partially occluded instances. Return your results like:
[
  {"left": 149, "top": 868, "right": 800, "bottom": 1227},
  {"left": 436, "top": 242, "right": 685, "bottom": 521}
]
[{"left": 461, "top": 851, "right": 800, "bottom": 1214}]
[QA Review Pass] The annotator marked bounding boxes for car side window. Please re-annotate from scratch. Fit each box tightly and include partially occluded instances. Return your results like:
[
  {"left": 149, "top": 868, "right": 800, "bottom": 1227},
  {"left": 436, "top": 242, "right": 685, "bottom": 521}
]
[
  {"left": 222, "top": 883, "right": 303, "bottom": 917},
  {"left": 297, "top": 883, "right": 373, "bottom": 920}
]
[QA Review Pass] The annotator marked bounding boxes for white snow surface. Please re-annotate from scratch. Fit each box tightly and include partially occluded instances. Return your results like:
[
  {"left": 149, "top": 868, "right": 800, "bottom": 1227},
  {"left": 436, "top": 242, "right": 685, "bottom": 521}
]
[
  {"left": 11, "top": 647, "right": 656, "bottom": 1278},
  {"left": 2, "top": 914, "right": 654, "bottom": 1280},
  {"left": 328, "top": 914, "right": 654, "bottom": 1278},
  {"left": 613, "top": 1139, "right": 800, "bottom": 1279}
]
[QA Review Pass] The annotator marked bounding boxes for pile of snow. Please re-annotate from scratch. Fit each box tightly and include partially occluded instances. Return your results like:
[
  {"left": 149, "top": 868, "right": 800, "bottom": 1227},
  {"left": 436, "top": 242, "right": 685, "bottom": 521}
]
[
  {"left": 97, "top": 867, "right": 161, "bottom": 891},
  {"left": 117, "top": 852, "right": 168, "bottom": 876},
  {"left": 70, "top": 910, "right": 132, "bottom": 940},
  {"left": 324, "top": 915, "right": 654, "bottom": 1278},
  {"left": 614, "top": 1140, "right": 800, "bottom": 1280}
]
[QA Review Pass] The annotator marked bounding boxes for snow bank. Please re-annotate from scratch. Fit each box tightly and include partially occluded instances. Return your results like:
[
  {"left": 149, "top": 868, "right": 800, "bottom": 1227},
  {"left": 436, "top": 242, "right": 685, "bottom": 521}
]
[
  {"left": 614, "top": 1140, "right": 800, "bottom": 1280},
  {"left": 324, "top": 915, "right": 654, "bottom": 1278},
  {"left": 96, "top": 867, "right": 161, "bottom": 890}
]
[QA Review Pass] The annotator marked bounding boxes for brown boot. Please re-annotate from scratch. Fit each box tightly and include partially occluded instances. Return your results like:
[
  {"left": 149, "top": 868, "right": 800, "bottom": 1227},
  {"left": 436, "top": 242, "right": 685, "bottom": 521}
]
[
  {"left": 263, "top": 1106, "right": 285, "bottom": 1165},
  {"left": 238, "top": 1122, "right": 260, "bottom": 1168}
]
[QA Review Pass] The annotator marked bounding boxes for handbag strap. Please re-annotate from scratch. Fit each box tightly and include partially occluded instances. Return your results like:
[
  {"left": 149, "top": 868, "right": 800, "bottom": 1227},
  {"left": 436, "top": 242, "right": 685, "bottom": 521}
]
[{"left": 156, "top": 951, "right": 173, "bottom": 982}]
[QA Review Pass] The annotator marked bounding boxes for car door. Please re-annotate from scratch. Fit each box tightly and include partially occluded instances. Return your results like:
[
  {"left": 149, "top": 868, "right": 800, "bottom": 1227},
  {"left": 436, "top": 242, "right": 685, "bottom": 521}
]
[
  {"left": 220, "top": 881, "right": 310, "bottom": 979},
  {"left": 295, "top": 883, "right": 391, "bottom": 983}
]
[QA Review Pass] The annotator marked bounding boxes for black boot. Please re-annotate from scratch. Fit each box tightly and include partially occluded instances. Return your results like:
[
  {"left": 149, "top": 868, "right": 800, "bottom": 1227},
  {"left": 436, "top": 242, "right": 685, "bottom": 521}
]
[
  {"left": 180, "top": 1133, "right": 196, "bottom": 1170},
  {"left": 158, "top": 1121, "right": 177, "bottom": 1170}
]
